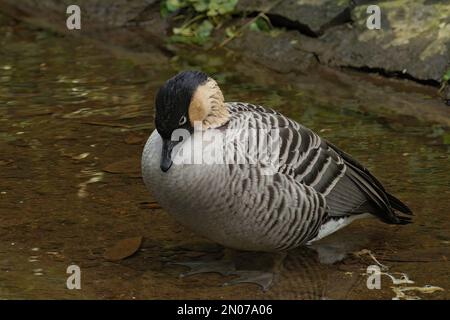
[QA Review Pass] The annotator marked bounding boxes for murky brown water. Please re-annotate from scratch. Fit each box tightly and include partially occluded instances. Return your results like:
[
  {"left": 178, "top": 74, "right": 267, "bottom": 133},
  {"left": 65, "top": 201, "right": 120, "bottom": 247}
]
[{"left": 0, "top": 13, "right": 449, "bottom": 300}]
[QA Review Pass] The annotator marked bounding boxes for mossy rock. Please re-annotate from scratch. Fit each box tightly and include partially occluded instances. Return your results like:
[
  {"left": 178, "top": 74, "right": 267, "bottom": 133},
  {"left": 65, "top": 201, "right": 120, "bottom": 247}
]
[{"left": 320, "top": 0, "right": 450, "bottom": 82}]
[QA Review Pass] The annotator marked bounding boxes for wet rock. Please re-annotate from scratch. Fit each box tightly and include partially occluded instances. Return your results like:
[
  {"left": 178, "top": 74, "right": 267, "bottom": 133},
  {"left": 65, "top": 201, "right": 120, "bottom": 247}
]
[
  {"left": 0, "top": 0, "right": 157, "bottom": 27},
  {"left": 228, "top": 30, "right": 318, "bottom": 73},
  {"left": 445, "top": 90, "right": 450, "bottom": 106},
  {"left": 237, "top": 0, "right": 450, "bottom": 82},
  {"left": 0, "top": 0, "right": 168, "bottom": 63},
  {"left": 319, "top": 0, "right": 450, "bottom": 82},
  {"left": 237, "top": 0, "right": 351, "bottom": 36},
  {"left": 1, "top": 0, "right": 448, "bottom": 83}
]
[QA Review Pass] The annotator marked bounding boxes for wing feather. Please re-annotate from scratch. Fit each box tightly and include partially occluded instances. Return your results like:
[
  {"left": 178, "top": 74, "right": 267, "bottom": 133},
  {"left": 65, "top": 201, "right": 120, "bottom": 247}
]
[{"left": 226, "top": 102, "right": 412, "bottom": 225}]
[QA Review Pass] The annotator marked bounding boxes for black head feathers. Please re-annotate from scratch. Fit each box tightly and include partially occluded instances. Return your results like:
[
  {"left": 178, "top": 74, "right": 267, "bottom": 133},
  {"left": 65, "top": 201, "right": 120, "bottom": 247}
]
[{"left": 155, "top": 70, "right": 208, "bottom": 139}]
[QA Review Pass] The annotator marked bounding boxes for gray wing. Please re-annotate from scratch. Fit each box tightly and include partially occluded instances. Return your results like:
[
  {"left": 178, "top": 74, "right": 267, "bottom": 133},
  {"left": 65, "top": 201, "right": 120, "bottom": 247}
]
[
  {"left": 227, "top": 165, "right": 327, "bottom": 250},
  {"left": 224, "top": 103, "right": 329, "bottom": 247},
  {"left": 226, "top": 102, "right": 412, "bottom": 224}
]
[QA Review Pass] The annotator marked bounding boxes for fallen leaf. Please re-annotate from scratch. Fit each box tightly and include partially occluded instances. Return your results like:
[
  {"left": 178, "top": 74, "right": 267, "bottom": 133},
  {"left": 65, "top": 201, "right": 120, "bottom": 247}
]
[
  {"left": 72, "top": 152, "right": 90, "bottom": 160},
  {"left": 103, "top": 158, "right": 141, "bottom": 174},
  {"left": 104, "top": 236, "right": 143, "bottom": 261},
  {"left": 124, "top": 133, "right": 144, "bottom": 145},
  {"left": 0, "top": 159, "right": 14, "bottom": 166},
  {"left": 14, "top": 108, "right": 54, "bottom": 117},
  {"left": 82, "top": 121, "right": 132, "bottom": 128},
  {"left": 139, "top": 201, "right": 162, "bottom": 209}
]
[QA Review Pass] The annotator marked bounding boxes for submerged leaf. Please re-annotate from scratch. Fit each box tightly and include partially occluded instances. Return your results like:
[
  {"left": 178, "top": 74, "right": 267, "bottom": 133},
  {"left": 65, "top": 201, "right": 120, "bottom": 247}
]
[
  {"left": 103, "top": 158, "right": 141, "bottom": 174},
  {"left": 104, "top": 237, "right": 143, "bottom": 261}
]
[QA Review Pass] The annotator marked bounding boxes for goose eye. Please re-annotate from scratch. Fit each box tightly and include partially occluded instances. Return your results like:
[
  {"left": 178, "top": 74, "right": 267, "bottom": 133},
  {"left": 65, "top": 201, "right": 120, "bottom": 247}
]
[{"left": 178, "top": 115, "right": 187, "bottom": 126}]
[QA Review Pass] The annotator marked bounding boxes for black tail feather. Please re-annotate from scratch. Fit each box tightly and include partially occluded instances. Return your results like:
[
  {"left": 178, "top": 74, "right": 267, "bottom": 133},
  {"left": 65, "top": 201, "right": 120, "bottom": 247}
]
[
  {"left": 387, "top": 193, "right": 413, "bottom": 215},
  {"left": 396, "top": 215, "right": 413, "bottom": 225},
  {"left": 326, "top": 141, "right": 413, "bottom": 225}
]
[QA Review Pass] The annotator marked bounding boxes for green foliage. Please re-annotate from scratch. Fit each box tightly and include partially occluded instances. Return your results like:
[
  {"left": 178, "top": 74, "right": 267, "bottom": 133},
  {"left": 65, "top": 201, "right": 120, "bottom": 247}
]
[
  {"left": 163, "top": 0, "right": 237, "bottom": 16},
  {"left": 443, "top": 132, "right": 450, "bottom": 145},
  {"left": 442, "top": 70, "right": 450, "bottom": 83},
  {"left": 161, "top": 0, "right": 238, "bottom": 45},
  {"left": 439, "top": 69, "right": 450, "bottom": 95},
  {"left": 172, "top": 19, "right": 214, "bottom": 45},
  {"left": 249, "top": 16, "right": 271, "bottom": 33}
]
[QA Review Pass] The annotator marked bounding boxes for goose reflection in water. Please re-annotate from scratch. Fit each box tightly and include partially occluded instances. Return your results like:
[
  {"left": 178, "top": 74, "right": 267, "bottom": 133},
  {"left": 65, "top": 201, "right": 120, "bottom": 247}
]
[{"left": 170, "top": 235, "right": 368, "bottom": 300}]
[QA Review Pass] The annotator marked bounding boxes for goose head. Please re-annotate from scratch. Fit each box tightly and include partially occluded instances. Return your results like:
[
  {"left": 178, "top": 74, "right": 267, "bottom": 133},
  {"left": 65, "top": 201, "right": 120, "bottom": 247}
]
[{"left": 154, "top": 70, "right": 229, "bottom": 172}]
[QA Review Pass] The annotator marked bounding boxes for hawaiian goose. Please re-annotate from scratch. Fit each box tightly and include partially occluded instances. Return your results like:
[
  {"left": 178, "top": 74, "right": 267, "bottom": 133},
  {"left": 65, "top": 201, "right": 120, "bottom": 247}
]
[{"left": 142, "top": 71, "right": 412, "bottom": 252}]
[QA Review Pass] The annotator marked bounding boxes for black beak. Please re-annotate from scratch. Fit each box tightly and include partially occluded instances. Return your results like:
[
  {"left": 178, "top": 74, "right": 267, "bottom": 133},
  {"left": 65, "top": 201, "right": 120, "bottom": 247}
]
[{"left": 160, "top": 138, "right": 179, "bottom": 172}]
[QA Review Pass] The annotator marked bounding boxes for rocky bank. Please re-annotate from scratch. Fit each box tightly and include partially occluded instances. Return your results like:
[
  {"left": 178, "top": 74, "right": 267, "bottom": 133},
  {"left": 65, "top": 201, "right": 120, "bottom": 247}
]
[{"left": 0, "top": 0, "right": 449, "bottom": 109}]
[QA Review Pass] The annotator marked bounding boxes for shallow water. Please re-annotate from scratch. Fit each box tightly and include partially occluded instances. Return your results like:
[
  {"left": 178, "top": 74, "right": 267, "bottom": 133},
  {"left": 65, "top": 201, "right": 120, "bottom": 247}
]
[{"left": 0, "top": 14, "right": 448, "bottom": 299}]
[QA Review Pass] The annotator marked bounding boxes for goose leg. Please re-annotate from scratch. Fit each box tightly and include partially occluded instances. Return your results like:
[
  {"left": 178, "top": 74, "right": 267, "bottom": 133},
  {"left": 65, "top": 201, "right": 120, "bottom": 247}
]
[{"left": 225, "top": 251, "right": 287, "bottom": 291}]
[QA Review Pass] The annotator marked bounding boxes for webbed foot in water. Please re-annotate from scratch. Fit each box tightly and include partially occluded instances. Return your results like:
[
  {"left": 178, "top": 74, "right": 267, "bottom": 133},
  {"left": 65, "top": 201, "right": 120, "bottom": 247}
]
[
  {"left": 224, "top": 270, "right": 274, "bottom": 292},
  {"left": 170, "top": 250, "right": 286, "bottom": 291},
  {"left": 172, "top": 259, "right": 275, "bottom": 291},
  {"left": 171, "top": 260, "right": 236, "bottom": 277}
]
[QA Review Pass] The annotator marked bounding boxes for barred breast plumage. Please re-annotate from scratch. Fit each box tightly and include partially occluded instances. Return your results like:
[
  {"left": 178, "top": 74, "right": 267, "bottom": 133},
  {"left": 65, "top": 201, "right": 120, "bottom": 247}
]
[{"left": 142, "top": 96, "right": 412, "bottom": 252}]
